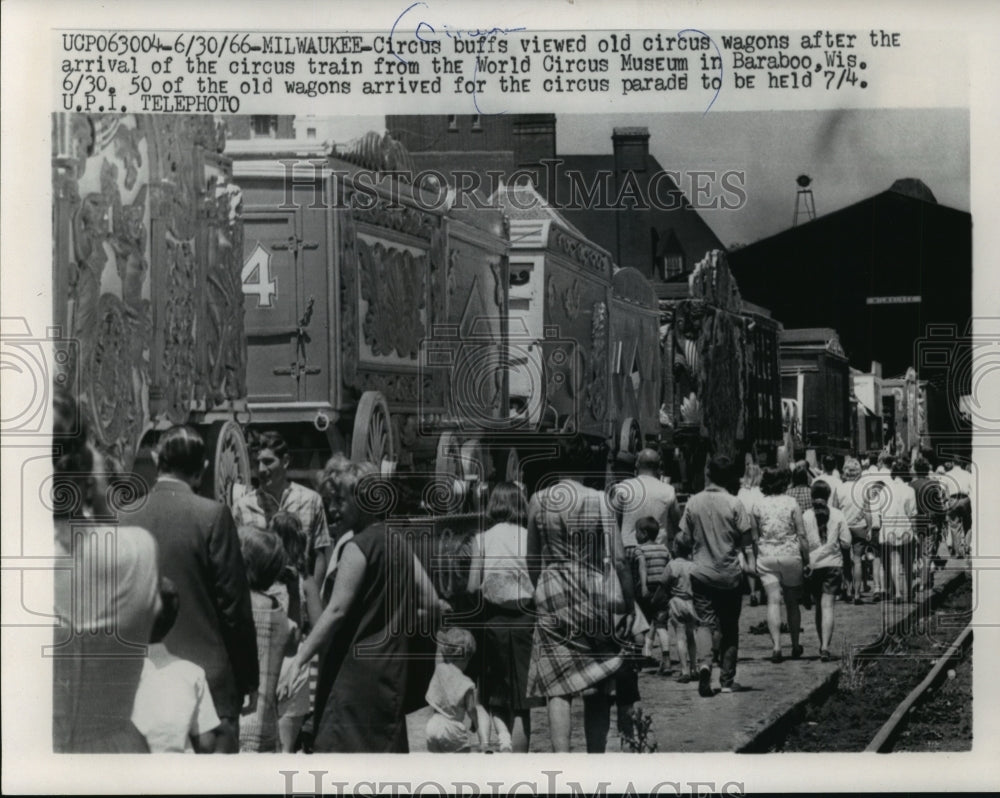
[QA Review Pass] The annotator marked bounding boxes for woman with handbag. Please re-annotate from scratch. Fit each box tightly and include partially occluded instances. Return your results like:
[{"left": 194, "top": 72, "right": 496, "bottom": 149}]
[{"left": 525, "top": 435, "right": 635, "bottom": 753}]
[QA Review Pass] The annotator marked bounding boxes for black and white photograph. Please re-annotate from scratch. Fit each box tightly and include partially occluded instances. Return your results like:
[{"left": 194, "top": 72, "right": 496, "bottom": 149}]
[{"left": 2, "top": 1, "right": 999, "bottom": 794}]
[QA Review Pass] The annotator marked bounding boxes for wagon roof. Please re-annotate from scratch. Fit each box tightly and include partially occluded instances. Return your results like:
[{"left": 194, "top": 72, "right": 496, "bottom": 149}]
[{"left": 489, "top": 182, "right": 588, "bottom": 238}]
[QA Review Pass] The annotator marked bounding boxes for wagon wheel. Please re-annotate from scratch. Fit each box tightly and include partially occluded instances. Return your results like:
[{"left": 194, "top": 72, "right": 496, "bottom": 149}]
[
  {"left": 202, "top": 419, "right": 251, "bottom": 509},
  {"left": 351, "top": 391, "right": 396, "bottom": 469},
  {"left": 460, "top": 438, "right": 492, "bottom": 512},
  {"left": 435, "top": 431, "right": 462, "bottom": 481},
  {"left": 619, "top": 417, "right": 643, "bottom": 458},
  {"left": 503, "top": 447, "right": 521, "bottom": 484},
  {"left": 460, "top": 438, "right": 490, "bottom": 484}
]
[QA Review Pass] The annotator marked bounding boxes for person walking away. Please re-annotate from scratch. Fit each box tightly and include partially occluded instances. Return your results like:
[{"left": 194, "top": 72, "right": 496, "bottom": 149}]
[
  {"left": 674, "top": 456, "right": 755, "bottom": 696},
  {"left": 465, "top": 482, "right": 540, "bottom": 753},
  {"left": 831, "top": 458, "right": 870, "bottom": 604},
  {"left": 425, "top": 628, "right": 483, "bottom": 752},
  {"left": 737, "top": 463, "right": 765, "bottom": 606},
  {"left": 753, "top": 467, "right": 808, "bottom": 663},
  {"left": 880, "top": 458, "right": 919, "bottom": 602},
  {"left": 786, "top": 462, "right": 814, "bottom": 515},
  {"left": 940, "top": 458, "right": 973, "bottom": 558},
  {"left": 118, "top": 425, "right": 258, "bottom": 752},
  {"left": 653, "top": 537, "right": 699, "bottom": 683},
  {"left": 802, "top": 482, "right": 852, "bottom": 661},
  {"left": 814, "top": 455, "right": 848, "bottom": 600},
  {"left": 633, "top": 516, "right": 672, "bottom": 674},
  {"left": 132, "top": 578, "right": 222, "bottom": 753},
  {"left": 525, "top": 434, "right": 636, "bottom": 751},
  {"left": 611, "top": 448, "right": 682, "bottom": 554},
  {"left": 910, "top": 457, "right": 946, "bottom": 594},
  {"left": 814, "top": 455, "right": 842, "bottom": 493},
  {"left": 239, "top": 529, "right": 297, "bottom": 752}
]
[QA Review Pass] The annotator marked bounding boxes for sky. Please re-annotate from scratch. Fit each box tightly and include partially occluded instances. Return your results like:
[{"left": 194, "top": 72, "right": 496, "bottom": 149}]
[
  {"left": 557, "top": 109, "right": 970, "bottom": 247},
  {"left": 314, "top": 108, "right": 969, "bottom": 248}
]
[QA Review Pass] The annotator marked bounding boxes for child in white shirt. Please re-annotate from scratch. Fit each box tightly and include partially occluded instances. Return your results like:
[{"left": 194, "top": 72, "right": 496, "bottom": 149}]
[
  {"left": 425, "top": 628, "right": 481, "bottom": 752},
  {"left": 131, "top": 578, "right": 221, "bottom": 753}
]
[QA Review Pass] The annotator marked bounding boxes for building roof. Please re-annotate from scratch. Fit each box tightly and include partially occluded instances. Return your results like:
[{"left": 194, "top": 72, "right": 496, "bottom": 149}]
[
  {"left": 780, "top": 327, "right": 840, "bottom": 344},
  {"left": 889, "top": 177, "right": 937, "bottom": 203},
  {"left": 553, "top": 152, "right": 727, "bottom": 270}
]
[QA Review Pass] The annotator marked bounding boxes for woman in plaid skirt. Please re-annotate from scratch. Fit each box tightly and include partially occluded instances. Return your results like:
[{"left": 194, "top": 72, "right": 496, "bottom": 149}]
[{"left": 526, "top": 437, "right": 635, "bottom": 753}]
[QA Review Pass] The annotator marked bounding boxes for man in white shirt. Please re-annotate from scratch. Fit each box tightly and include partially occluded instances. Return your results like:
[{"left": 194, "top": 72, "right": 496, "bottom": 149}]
[
  {"left": 876, "top": 458, "right": 918, "bottom": 602},
  {"left": 612, "top": 449, "right": 682, "bottom": 552},
  {"left": 814, "top": 455, "right": 842, "bottom": 493}
]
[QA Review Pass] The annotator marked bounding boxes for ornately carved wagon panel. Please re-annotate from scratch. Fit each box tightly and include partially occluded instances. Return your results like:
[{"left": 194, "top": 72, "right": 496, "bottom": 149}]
[
  {"left": 542, "top": 256, "right": 609, "bottom": 438},
  {"left": 440, "top": 217, "right": 508, "bottom": 429},
  {"left": 340, "top": 190, "right": 443, "bottom": 414},
  {"left": 146, "top": 115, "right": 242, "bottom": 425},
  {"left": 199, "top": 152, "right": 248, "bottom": 408},
  {"left": 52, "top": 113, "right": 153, "bottom": 470},
  {"left": 609, "top": 267, "right": 660, "bottom": 441}
]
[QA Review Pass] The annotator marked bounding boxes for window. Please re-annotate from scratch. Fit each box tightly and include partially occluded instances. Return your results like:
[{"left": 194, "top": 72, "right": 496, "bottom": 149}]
[
  {"left": 251, "top": 115, "right": 278, "bottom": 138},
  {"left": 663, "top": 252, "right": 685, "bottom": 280},
  {"left": 656, "top": 229, "right": 686, "bottom": 280},
  {"left": 306, "top": 127, "right": 317, "bottom": 139}
]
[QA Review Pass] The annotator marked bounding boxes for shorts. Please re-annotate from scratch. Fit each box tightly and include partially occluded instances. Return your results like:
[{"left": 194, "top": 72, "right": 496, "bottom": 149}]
[
  {"left": 849, "top": 526, "right": 870, "bottom": 559},
  {"left": 668, "top": 596, "right": 698, "bottom": 626},
  {"left": 757, "top": 555, "right": 804, "bottom": 589},
  {"left": 638, "top": 595, "right": 669, "bottom": 629},
  {"left": 806, "top": 566, "right": 843, "bottom": 599}
]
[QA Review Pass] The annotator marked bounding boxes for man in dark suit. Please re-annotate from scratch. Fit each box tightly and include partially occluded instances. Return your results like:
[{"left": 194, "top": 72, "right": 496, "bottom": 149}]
[{"left": 121, "top": 425, "right": 258, "bottom": 752}]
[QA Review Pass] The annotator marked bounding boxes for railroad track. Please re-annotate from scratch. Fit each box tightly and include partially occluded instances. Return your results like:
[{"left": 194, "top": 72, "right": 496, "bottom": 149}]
[
  {"left": 865, "top": 622, "right": 973, "bottom": 753},
  {"left": 740, "top": 565, "right": 972, "bottom": 753}
]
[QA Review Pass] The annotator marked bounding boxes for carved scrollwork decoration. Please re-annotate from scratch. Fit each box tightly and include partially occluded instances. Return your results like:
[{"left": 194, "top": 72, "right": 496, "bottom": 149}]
[
  {"left": 85, "top": 292, "right": 142, "bottom": 466},
  {"left": 587, "top": 301, "right": 609, "bottom": 421},
  {"left": 353, "top": 196, "right": 436, "bottom": 240},
  {"left": 162, "top": 233, "right": 199, "bottom": 423},
  {"left": 204, "top": 181, "right": 247, "bottom": 404},
  {"left": 358, "top": 240, "right": 427, "bottom": 360},
  {"left": 340, "top": 210, "right": 360, "bottom": 391},
  {"left": 563, "top": 278, "right": 583, "bottom": 320}
]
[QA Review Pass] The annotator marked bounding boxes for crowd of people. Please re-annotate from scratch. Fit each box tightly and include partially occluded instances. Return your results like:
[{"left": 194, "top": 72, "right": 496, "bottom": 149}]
[{"left": 51, "top": 387, "right": 974, "bottom": 754}]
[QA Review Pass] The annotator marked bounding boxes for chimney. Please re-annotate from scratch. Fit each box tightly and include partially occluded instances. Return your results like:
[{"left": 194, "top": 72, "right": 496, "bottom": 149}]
[
  {"left": 612, "top": 127, "right": 652, "bottom": 276},
  {"left": 513, "top": 114, "right": 557, "bottom": 201}
]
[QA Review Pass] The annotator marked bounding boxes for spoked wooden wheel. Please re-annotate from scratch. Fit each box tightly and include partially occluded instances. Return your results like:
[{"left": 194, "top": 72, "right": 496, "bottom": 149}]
[
  {"left": 203, "top": 419, "right": 251, "bottom": 509},
  {"left": 619, "top": 417, "right": 643, "bottom": 457},
  {"left": 435, "top": 431, "right": 462, "bottom": 481},
  {"left": 351, "top": 391, "right": 396, "bottom": 469},
  {"left": 460, "top": 438, "right": 490, "bottom": 483},
  {"left": 504, "top": 447, "right": 521, "bottom": 484}
]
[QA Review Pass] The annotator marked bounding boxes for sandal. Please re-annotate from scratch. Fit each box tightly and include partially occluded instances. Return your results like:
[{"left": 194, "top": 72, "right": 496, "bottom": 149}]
[
  {"left": 820, "top": 649, "right": 832, "bottom": 662},
  {"left": 675, "top": 673, "right": 692, "bottom": 683},
  {"left": 770, "top": 650, "right": 783, "bottom": 663}
]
